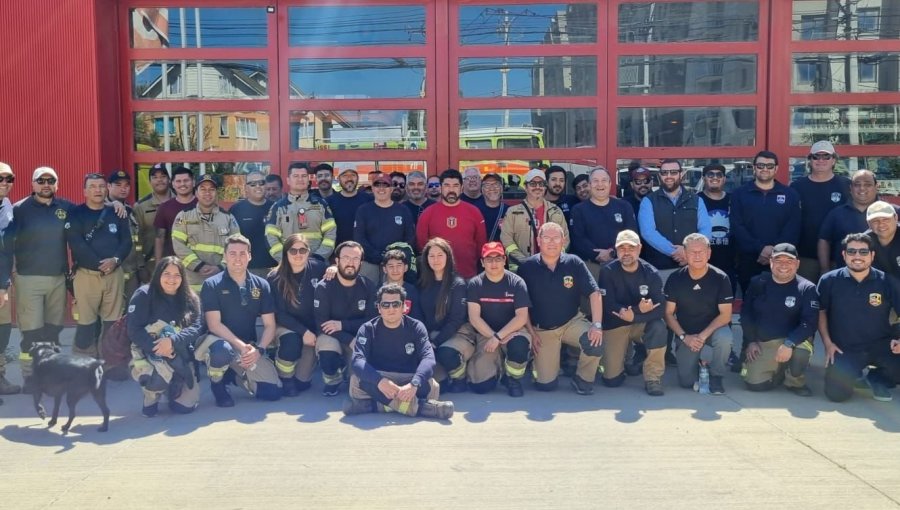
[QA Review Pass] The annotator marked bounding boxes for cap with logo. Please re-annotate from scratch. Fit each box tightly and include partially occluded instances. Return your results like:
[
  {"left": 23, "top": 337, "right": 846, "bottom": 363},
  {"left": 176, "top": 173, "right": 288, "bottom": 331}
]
[
  {"left": 614, "top": 229, "right": 640, "bottom": 247},
  {"left": 371, "top": 173, "right": 391, "bottom": 185},
  {"left": 867, "top": 200, "right": 897, "bottom": 222},
  {"left": 107, "top": 169, "right": 130, "bottom": 183},
  {"left": 32, "top": 166, "right": 58, "bottom": 182},
  {"left": 481, "top": 242, "right": 505, "bottom": 258},
  {"left": 809, "top": 140, "right": 837, "bottom": 156},
  {"left": 524, "top": 168, "right": 546, "bottom": 183},
  {"left": 149, "top": 163, "right": 169, "bottom": 179},
  {"left": 771, "top": 243, "right": 799, "bottom": 259},
  {"left": 195, "top": 173, "right": 221, "bottom": 189},
  {"left": 630, "top": 167, "right": 651, "bottom": 179}
]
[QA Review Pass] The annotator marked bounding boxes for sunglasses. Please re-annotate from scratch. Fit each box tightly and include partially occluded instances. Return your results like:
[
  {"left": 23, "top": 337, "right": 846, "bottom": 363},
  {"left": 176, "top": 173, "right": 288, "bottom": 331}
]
[
  {"left": 810, "top": 153, "right": 834, "bottom": 161},
  {"left": 704, "top": 172, "right": 724, "bottom": 179},
  {"left": 246, "top": 180, "right": 265, "bottom": 187},
  {"left": 427, "top": 183, "right": 440, "bottom": 188},
  {"left": 0, "top": 176, "right": 14, "bottom": 184},
  {"left": 632, "top": 179, "right": 651, "bottom": 185},
  {"left": 755, "top": 163, "right": 776, "bottom": 170},
  {"left": 35, "top": 177, "right": 57, "bottom": 185},
  {"left": 392, "top": 182, "right": 406, "bottom": 188},
  {"left": 659, "top": 170, "right": 681, "bottom": 176},
  {"left": 845, "top": 248, "right": 871, "bottom": 256},
  {"left": 379, "top": 300, "right": 403, "bottom": 309},
  {"left": 287, "top": 247, "right": 310, "bottom": 256}
]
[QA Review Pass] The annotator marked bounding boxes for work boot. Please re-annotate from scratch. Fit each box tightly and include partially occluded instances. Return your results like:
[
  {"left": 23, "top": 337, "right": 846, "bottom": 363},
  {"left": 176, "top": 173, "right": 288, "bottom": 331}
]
[
  {"left": 504, "top": 377, "right": 524, "bottom": 398},
  {"left": 645, "top": 380, "right": 664, "bottom": 396},
  {"left": 141, "top": 402, "right": 159, "bottom": 418},
  {"left": 0, "top": 374, "right": 21, "bottom": 395},
  {"left": 280, "top": 377, "right": 299, "bottom": 398},
  {"left": 570, "top": 374, "right": 594, "bottom": 396},
  {"left": 211, "top": 381, "right": 235, "bottom": 408},
  {"left": 417, "top": 399, "right": 454, "bottom": 420},
  {"left": 447, "top": 377, "right": 467, "bottom": 393},
  {"left": 342, "top": 396, "right": 375, "bottom": 416}
]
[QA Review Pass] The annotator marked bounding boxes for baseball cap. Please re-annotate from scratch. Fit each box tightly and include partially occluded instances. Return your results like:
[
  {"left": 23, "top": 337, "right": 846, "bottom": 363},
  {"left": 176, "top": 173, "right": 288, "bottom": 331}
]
[
  {"left": 482, "top": 172, "right": 502, "bottom": 185},
  {"left": 703, "top": 164, "right": 726, "bottom": 175},
  {"left": 614, "top": 230, "right": 640, "bottom": 248},
  {"left": 481, "top": 242, "right": 505, "bottom": 258},
  {"left": 195, "top": 174, "right": 220, "bottom": 189},
  {"left": 630, "top": 167, "right": 651, "bottom": 179},
  {"left": 867, "top": 201, "right": 897, "bottom": 221},
  {"left": 809, "top": 140, "right": 836, "bottom": 156},
  {"left": 148, "top": 163, "right": 169, "bottom": 179},
  {"left": 338, "top": 167, "right": 358, "bottom": 177},
  {"left": 771, "top": 243, "right": 799, "bottom": 260},
  {"left": 524, "top": 168, "right": 545, "bottom": 183},
  {"left": 0, "top": 162, "right": 13, "bottom": 176},
  {"left": 33, "top": 166, "right": 58, "bottom": 182},
  {"left": 371, "top": 173, "right": 391, "bottom": 185},
  {"left": 107, "top": 169, "right": 130, "bottom": 183}
]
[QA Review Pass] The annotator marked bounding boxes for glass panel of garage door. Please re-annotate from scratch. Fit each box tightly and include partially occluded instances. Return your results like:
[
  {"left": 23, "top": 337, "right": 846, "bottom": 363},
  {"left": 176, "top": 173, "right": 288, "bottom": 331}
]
[
  {"left": 288, "top": 110, "right": 426, "bottom": 151},
  {"left": 288, "top": 6, "right": 426, "bottom": 46},
  {"left": 288, "top": 59, "right": 426, "bottom": 99},
  {"left": 459, "top": 4, "right": 598, "bottom": 45},
  {"left": 460, "top": 108, "right": 597, "bottom": 148},
  {"left": 130, "top": 7, "right": 268, "bottom": 48}
]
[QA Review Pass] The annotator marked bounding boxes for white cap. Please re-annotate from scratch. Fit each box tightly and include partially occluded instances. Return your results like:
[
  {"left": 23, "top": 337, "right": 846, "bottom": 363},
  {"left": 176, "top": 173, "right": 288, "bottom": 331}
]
[
  {"left": 0, "top": 162, "right": 12, "bottom": 176},
  {"left": 809, "top": 140, "right": 836, "bottom": 156},
  {"left": 32, "top": 166, "right": 58, "bottom": 181},
  {"left": 524, "top": 168, "right": 545, "bottom": 183}
]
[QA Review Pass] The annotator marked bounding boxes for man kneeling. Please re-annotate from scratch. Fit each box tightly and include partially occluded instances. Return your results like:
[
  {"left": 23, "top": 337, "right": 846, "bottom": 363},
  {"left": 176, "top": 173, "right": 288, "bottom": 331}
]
[{"left": 344, "top": 283, "right": 454, "bottom": 419}]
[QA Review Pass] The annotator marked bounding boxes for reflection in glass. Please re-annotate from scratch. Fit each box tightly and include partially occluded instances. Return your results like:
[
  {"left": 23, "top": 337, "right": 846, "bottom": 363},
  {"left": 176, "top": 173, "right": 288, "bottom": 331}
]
[
  {"left": 318, "top": 162, "right": 428, "bottom": 185},
  {"left": 288, "top": 59, "right": 425, "bottom": 99},
  {"left": 793, "top": 0, "right": 900, "bottom": 41},
  {"left": 288, "top": 6, "right": 425, "bottom": 46},
  {"left": 459, "top": 56, "right": 596, "bottom": 97},
  {"left": 615, "top": 158, "right": 756, "bottom": 194},
  {"left": 134, "top": 112, "right": 270, "bottom": 151},
  {"left": 618, "top": 55, "right": 756, "bottom": 95},
  {"left": 618, "top": 2, "right": 758, "bottom": 43},
  {"left": 459, "top": 4, "right": 597, "bottom": 45},
  {"left": 792, "top": 53, "right": 900, "bottom": 92},
  {"left": 788, "top": 156, "right": 900, "bottom": 183},
  {"left": 130, "top": 7, "right": 267, "bottom": 48},
  {"left": 133, "top": 162, "right": 272, "bottom": 201},
  {"left": 618, "top": 107, "right": 756, "bottom": 147},
  {"left": 460, "top": 159, "right": 597, "bottom": 198},
  {"left": 289, "top": 110, "right": 426, "bottom": 151},
  {"left": 790, "top": 106, "right": 900, "bottom": 146},
  {"left": 460, "top": 109, "right": 596, "bottom": 148},
  {"left": 132, "top": 61, "right": 268, "bottom": 99}
]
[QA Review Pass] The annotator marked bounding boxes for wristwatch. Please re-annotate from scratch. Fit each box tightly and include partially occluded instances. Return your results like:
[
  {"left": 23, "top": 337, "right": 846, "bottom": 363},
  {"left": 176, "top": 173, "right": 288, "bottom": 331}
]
[
  {"left": 591, "top": 321, "right": 602, "bottom": 330},
  {"left": 410, "top": 379, "right": 420, "bottom": 387},
  {"left": 783, "top": 340, "right": 796, "bottom": 349},
  {"left": 493, "top": 332, "right": 502, "bottom": 342},
  {"left": 112, "top": 256, "right": 120, "bottom": 266},
  {"left": 678, "top": 334, "right": 686, "bottom": 342}
]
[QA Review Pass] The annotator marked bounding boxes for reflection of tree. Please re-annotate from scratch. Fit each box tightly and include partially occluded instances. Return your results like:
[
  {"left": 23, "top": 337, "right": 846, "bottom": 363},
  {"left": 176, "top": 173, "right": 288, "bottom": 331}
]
[{"left": 134, "top": 114, "right": 160, "bottom": 148}]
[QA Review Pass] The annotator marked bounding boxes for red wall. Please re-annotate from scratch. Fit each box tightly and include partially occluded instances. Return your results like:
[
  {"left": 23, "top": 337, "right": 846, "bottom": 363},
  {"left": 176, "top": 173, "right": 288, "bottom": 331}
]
[{"left": 0, "top": 0, "right": 122, "bottom": 203}]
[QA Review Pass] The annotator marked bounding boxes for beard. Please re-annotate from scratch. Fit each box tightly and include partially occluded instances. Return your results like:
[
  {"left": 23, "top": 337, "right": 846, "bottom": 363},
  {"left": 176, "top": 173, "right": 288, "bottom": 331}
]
[
  {"left": 443, "top": 192, "right": 459, "bottom": 203},
  {"left": 338, "top": 265, "right": 358, "bottom": 280}
]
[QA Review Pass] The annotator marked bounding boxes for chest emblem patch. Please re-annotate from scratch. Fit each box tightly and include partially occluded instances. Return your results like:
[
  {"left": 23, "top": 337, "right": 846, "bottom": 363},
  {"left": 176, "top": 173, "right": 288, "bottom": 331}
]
[
  {"left": 251, "top": 287, "right": 261, "bottom": 299},
  {"left": 639, "top": 285, "right": 649, "bottom": 296},
  {"left": 563, "top": 275, "right": 574, "bottom": 289},
  {"left": 870, "top": 293, "right": 882, "bottom": 306},
  {"left": 405, "top": 342, "right": 415, "bottom": 355},
  {"left": 831, "top": 192, "right": 842, "bottom": 203},
  {"left": 447, "top": 216, "right": 457, "bottom": 229},
  {"left": 56, "top": 209, "right": 67, "bottom": 220},
  {"left": 358, "top": 299, "right": 366, "bottom": 310},
  {"left": 108, "top": 223, "right": 117, "bottom": 234},
  {"left": 776, "top": 194, "right": 786, "bottom": 204},
  {"left": 614, "top": 213, "right": 623, "bottom": 223},
  {"left": 395, "top": 216, "right": 403, "bottom": 225},
  {"left": 784, "top": 296, "right": 796, "bottom": 308}
]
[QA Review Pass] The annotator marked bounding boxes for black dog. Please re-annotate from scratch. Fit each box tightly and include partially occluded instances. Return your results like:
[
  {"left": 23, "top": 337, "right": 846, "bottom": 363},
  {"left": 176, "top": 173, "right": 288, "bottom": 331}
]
[{"left": 29, "top": 343, "right": 110, "bottom": 433}]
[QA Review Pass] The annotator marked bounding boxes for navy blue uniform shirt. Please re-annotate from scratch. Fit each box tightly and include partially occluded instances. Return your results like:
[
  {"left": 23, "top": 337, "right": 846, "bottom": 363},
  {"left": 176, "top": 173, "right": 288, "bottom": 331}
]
[
  {"left": 818, "top": 266, "right": 900, "bottom": 351},
  {"left": 10, "top": 195, "right": 74, "bottom": 276},
  {"left": 819, "top": 203, "right": 870, "bottom": 267},
  {"left": 201, "top": 271, "right": 275, "bottom": 345},
  {"left": 867, "top": 228, "right": 900, "bottom": 281},
  {"left": 66, "top": 204, "right": 132, "bottom": 270},
  {"left": 352, "top": 315, "right": 435, "bottom": 387},
  {"left": 353, "top": 202, "right": 415, "bottom": 265},
  {"left": 229, "top": 199, "right": 277, "bottom": 269},
  {"left": 517, "top": 253, "right": 598, "bottom": 330},
  {"left": 730, "top": 181, "right": 801, "bottom": 256},
  {"left": 570, "top": 198, "right": 637, "bottom": 262},
  {"left": 791, "top": 175, "right": 851, "bottom": 259},
  {"left": 268, "top": 258, "right": 327, "bottom": 338},
  {"left": 418, "top": 276, "right": 467, "bottom": 345},
  {"left": 597, "top": 258, "right": 665, "bottom": 331},
  {"left": 327, "top": 192, "right": 373, "bottom": 245},
  {"left": 741, "top": 273, "right": 818, "bottom": 348},
  {"left": 313, "top": 276, "right": 377, "bottom": 343}
]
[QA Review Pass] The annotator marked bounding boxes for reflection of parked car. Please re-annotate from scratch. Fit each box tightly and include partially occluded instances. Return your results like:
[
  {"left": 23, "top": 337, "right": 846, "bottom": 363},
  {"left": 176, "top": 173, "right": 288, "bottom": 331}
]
[{"left": 692, "top": 161, "right": 755, "bottom": 194}]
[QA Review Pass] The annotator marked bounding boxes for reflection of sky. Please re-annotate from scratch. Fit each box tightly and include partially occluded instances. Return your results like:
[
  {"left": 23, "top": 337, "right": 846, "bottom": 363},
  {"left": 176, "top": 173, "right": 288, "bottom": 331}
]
[
  {"left": 459, "top": 56, "right": 596, "bottom": 97},
  {"left": 288, "top": 7, "right": 426, "bottom": 46},
  {"left": 462, "top": 109, "right": 532, "bottom": 128},
  {"left": 289, "top": 59, "right": 424, "bottom": 99},
  {"left": 163, "top": 8, "right": 268, "bottom": 48},
  {"left": 459, "top": 4, "right": 596, "bottom": 44}
]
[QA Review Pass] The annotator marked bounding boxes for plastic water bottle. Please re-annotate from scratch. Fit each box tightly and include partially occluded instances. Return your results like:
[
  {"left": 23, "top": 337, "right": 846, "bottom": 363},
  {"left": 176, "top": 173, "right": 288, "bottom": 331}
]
[{"left": 698, "top": 363, "right": 710, "bottom": 394}]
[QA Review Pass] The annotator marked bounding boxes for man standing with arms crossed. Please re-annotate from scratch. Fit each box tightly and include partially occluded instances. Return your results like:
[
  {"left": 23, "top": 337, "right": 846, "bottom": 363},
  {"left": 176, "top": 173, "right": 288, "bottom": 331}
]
[{"left": 134, "top": 163, "right": 173, "bottom": 282}]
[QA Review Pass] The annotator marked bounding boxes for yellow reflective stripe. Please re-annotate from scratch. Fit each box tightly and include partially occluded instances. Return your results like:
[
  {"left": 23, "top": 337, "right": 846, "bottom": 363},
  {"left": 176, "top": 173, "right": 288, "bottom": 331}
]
[
  {"left": 171, "top": 229, "right": 189, "bottom": 242},
  {"left": 190, "top": 284, "right": 203, "bottom": 292},
  {"left": 207, "top": 366, "right": 228, "bottom": 380},
  {"left": 269, "top": 243, "right": 283, "bottom": 257},
  {"left": 505, "top": 361, "right": 526, "bottom": 378},
  {"left": 275, "top": 358, "right": 295, "bottom": 375},
  {"left": 323, "top": 371, "right": 343, "bottom": 385},
  {"left": 449, "top": 365, "right": 466, "bottom": 379},
  {"left": 397, "top": 400, "right": 411, "bottom": 416},
  {"left": 509, "top": 263, "right": 519, "bottom": 272},
  {"left": 265, "top": 225, "right": 282, "bottom": 237},
  {"left": 303, "top": 232, "right": 322, "bottom": 240},
  {"left": 797, "top": 339, "right": 814, "bottom": 353},
  {"left": 183, "top": 253, "right": 199, "bottom": 266},
  {"left": 320, "top": 238, "right": 335, "bottom": 249},
  {"left": 19, "top": 352, "right": 31, "bottom": 362},
  {"left": 320, "top": 219, "right": 336, "bottom": 232},
  {"left": 380, "top": 404, "right": 392, "bottom": 413},
  {"left": 192, "top": 243, "right": 225, "bottom": 255},
  {"left": 505, "top": 243, "right": 519, "bottom": 254}
]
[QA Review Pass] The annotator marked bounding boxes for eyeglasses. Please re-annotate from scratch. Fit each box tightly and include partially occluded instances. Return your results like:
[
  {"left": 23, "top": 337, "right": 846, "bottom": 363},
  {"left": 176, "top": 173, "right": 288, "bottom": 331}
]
[
  {"left": 755, "top": 163, "right": 777, "bottom": 170},
  {"left": 427, "top": 183, "right": 441, "bottom": 188},
  {"left": 810, "top": 153, "right": 834, "bottom": 161},
  {"left": 483, "top": 256, "right": 505, "bottom": 264},
  {"left": 287, "top": 247, "right": 310, "bottom": 256},
  {"left": 659, "top": 170, "right": 681, "bottom": 176},
  {"left": 339, "top": 255, "right": 362, "bottom": 263},
  {"left": 392, "top": 182, "right": 406, "bottom": 188},
  {"left": 379, "top": 300, "right": 403, "bottom": 309},
  {"left": 0, "top": 176, "right": 14, "bottom": 184},
  {"left": 845, "top": 248, "right": 871, "bottom": 256},
  {"left": 527, "top": 181, "right": 546, "bottom": 188},
  {"left": 632, "top": 179, "right": 651, "bottom": 186},
  {"left": 704, "top": 172, "right": 724, "bottom": 179},
  {"left": 246, "top": 180, "right": 265, "bottom": 187},
  {"left": 539, "top": 235, "right": 563, "bottom": 243},
  {"left": 482, "top": 183, "right": 502, "bottom": 191},
  {"left": 35, "top": 177, "right": 57, "bottom": 185}
]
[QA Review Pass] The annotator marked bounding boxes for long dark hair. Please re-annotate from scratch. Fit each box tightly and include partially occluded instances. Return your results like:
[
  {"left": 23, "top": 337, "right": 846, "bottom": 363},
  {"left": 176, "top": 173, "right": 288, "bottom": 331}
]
[
  {"left": 274, "top": 233, "right": 311, "bottom": 307},
  {"left": 150, "top": 256, "right": 200, "bottom": 327},
  {"left": 418, "top": 237, "right": 456, "bottom": 322}
]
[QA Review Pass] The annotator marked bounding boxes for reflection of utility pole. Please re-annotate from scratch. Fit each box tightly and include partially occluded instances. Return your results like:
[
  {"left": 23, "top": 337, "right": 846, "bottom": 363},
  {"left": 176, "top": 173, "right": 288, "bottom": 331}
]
[
  {"left": 642, "top": 4, "right": 656, "bottom": 146},
  {"left": 499, "top": 8, "right": 511, "bottom": 127}
]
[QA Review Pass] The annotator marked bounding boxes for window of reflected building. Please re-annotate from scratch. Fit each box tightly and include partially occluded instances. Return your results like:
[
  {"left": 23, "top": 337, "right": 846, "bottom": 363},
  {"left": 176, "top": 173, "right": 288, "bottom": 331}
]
[
  {"left": 132, "top": 61, "right": 269, "bottom": 99},
  {"left": 618, "top": 2, "right": 759, "bottom": 43},
  {"left": 130, "top": 7, "right": 268, "bottom": 48},
  {"left": 618, "top": 107, "right": 757, "bottom": 147}
]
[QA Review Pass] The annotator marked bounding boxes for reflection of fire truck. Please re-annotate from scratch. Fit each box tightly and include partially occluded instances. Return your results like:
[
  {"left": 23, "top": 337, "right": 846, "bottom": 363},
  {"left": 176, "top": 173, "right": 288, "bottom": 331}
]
[{"left": 459, "top": 127, "right": 549, "bottom": 193}]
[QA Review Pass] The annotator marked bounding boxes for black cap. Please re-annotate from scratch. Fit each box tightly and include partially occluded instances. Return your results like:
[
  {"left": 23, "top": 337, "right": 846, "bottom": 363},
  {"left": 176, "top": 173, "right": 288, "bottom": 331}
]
[
  {"left": 194, "top": 174, "right": 221, "bottom": 190},
  {"left": 107, "top": 169, "right": 130, "bottom": 184},
  {"left": 482, "top": 172, "right": 502, "bottom": 184},
  {"left": 771, "top": 243, "right": 798, "bottom": 259},
  {"left": 703, "top": 164, "right": 726, "bottom": 175},
  {"left": 148, "top": 163, "right": 169, "bottom": 179}
]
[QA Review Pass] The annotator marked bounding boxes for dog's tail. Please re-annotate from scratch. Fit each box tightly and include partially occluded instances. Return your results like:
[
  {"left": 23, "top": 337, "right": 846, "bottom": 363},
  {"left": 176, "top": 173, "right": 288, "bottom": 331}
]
[{"left": 92, "top": 360, "right": 105, "bottom": 390}]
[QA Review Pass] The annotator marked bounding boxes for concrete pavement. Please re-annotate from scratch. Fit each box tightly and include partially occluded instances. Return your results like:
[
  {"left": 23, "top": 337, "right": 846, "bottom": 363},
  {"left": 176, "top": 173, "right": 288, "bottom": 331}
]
[{"left": 1, "top": 329, "right": 899, "bottom": 509}]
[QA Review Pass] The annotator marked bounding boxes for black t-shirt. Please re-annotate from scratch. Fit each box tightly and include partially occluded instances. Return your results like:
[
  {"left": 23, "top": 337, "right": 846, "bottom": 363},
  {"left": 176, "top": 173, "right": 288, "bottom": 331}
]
[
  {"left": 466, "top": 270, "right": 531, "bottom": 331},
  {"left": 229, "top": 199, "right": 277, "bottom": 269},
  {"left": 597, "top": 259, "right": 666, "bottom": 330},
  {"left": 517, "top": 253, "right": 598, "bottom": 329},
  {"left": 664, "top": 265, "right": 733, "bottom": 335},
  {"left": 867, "top": 228, "right": 900, "bottom": 281},
  {"left": 699, "top": 192, "right": 735, "bottom": 272},
  {"left": 476, "top": 201, "right": 507, "bottom": 242},
  {"left": 352, "top": 316, "right": 434, "bottom": 387},
  {"left": 327, "top": 192, "right": 373, "bottom": 245},
  {"left": 741, "top": 273, "right": 819, "bottom": 345},
  {"left": 790, "top": 175, "right": 851, "bottom": 258}
]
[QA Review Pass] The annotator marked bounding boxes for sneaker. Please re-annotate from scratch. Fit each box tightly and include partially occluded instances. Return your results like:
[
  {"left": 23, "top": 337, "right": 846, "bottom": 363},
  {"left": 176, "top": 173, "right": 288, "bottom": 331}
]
[
  {"left": 141, "top": 402, "right": 159, "bottom": 418},
  {"left": 727, "top": 351, "right": 740, "bottom": 367},
  {"left": 645, "top": 380, "right": 664, "bottom": 396},
  {"left": 342, "top": 397, "right": 375, "bottom": 416},
  {"left": 570, "top": 374, "right": 594, "bottom": 396},
  {"left": 447, "top": 377, "right": 468, "bottom": 394},
  {"left": 504, "top": 377, "right": 524, "bottom": 398},
  {"left": 322, "top": 383, "right": 341, "bottom": 397},
  {"left": 872, "top": 381, "right": 893, "bottom": 402},
  {"left": 785, "top": 384, "right": 812, "bottom": 397},
  {"left": 0, "top": 375, "right": 21, "bottom": 395},
  {"left": 418, "top": 399, "right": 454, "bottom": 420},
  {"left": 211, "top": 382, "right": 235, "bottom": 408},
  {"left": 709, "top": 376, "right": 725, "bottom": 395}
]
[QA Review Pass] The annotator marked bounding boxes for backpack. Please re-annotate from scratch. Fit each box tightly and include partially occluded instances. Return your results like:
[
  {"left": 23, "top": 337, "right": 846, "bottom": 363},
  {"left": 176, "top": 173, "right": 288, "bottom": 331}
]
[{"left": 100, "top": 315, "right": 132, "bottom": 369}]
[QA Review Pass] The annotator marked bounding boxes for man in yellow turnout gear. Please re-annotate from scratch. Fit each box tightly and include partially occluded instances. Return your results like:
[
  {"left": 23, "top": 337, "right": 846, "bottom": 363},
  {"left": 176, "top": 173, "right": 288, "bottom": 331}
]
[
  {"left": 265, "top": 162, "right": 336, "bottom": 262},
  {"left": 171, "top": 174, "right": 240, "bottom": 290},
  {"left": 500, "top": 169, "right": 569, "bottom": 271}
]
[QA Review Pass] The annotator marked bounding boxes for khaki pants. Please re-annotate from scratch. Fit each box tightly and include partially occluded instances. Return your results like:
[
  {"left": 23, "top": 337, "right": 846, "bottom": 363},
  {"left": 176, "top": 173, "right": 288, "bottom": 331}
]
[
  {"left": 14, "top": 274, "right": 66, "bottom": 331},
  {"left": 602, "top": 320, "right": 667, "bottom": 382},
  {"left": 194, "top": 335, "right": 281, "bottom": 394},
  {"left": 433, "top": 324, "right": 477, "bottom": 381},
  {"left": 534, "top": 314, "right": 600, "bottom": 384},
  {"left": 123, "top": 271, "right": 140, "bottom": 310},
  {"left": 469, "top": 329, "right": 531, "bottom": 383},
  {"left": 273, "top": 327, "right": 317, "bottom": 382},
  {"left": 349, "top": 371, "right": 439, "bottom": 416},
  {"left": 130, "top": 345, "right": 200, "bottom": 410},
  {"left": 73, "top": 267, "right": 125, "bottom": 325},
  {"left": 743, "top": 338, "right": 812, "bottom": 389}
]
